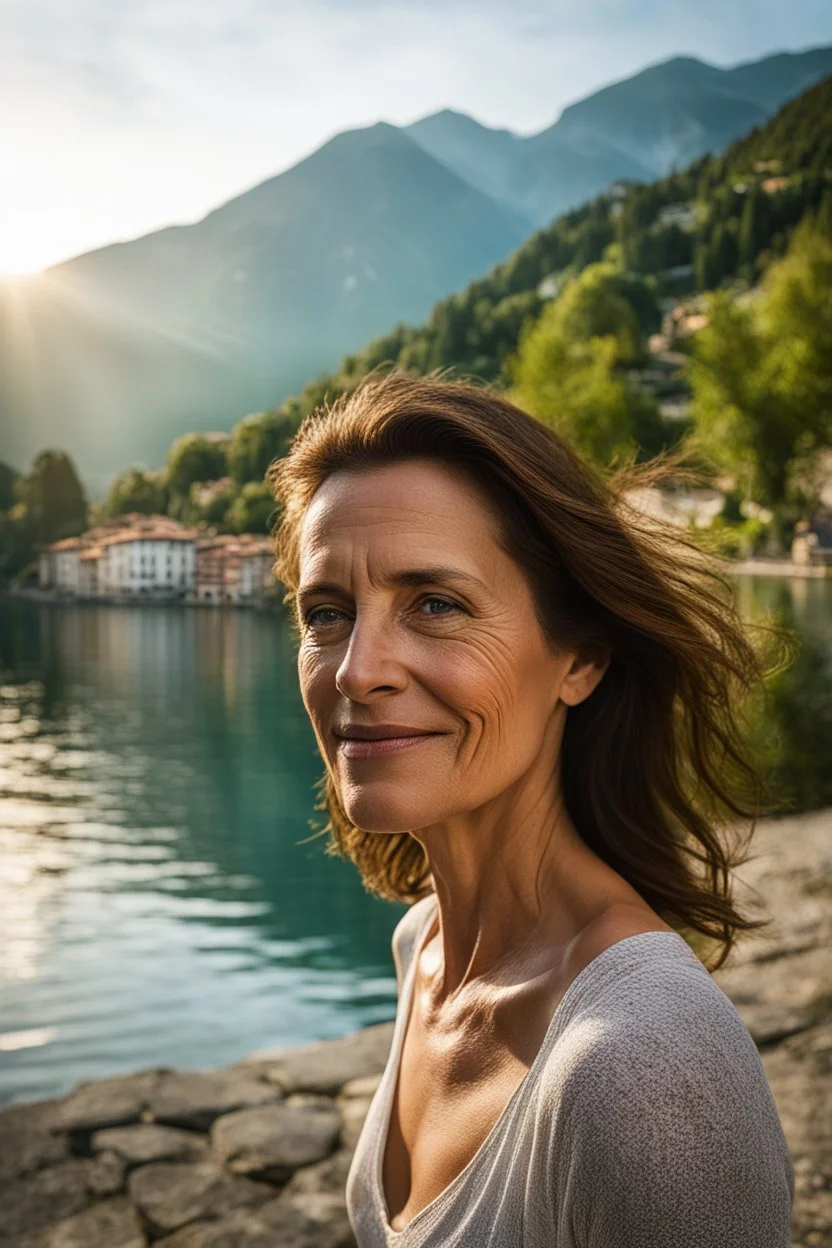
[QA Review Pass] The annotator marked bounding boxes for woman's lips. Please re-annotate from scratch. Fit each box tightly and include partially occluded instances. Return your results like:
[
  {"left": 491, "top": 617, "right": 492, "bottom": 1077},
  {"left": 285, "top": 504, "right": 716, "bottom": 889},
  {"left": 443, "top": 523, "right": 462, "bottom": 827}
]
[{"left": 336, "top": 733, "right": 441, "bottom": 758}]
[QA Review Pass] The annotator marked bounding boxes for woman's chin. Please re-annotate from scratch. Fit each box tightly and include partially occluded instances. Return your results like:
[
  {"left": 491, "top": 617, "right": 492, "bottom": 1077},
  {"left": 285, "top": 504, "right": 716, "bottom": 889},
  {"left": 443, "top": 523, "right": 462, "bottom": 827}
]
[{"left": 340, "top": 791, "right": 433, "bottom": 835}]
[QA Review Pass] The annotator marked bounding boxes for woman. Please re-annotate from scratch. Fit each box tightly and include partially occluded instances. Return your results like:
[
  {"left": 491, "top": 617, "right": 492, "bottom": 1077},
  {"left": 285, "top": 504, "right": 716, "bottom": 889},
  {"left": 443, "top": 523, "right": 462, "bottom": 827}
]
[{"left": 266, "top": 371, "right": 794, "bottom": 1247}]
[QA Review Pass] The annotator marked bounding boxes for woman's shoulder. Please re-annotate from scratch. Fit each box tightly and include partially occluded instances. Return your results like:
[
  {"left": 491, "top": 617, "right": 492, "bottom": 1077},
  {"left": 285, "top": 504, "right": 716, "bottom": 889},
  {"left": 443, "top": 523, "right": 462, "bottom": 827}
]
[
  {"left": 547, "top": 927, "right": 767, "bottom": 1085},
  {"left": 540, "top": 930, "right": 794, "bottom": 1243}
]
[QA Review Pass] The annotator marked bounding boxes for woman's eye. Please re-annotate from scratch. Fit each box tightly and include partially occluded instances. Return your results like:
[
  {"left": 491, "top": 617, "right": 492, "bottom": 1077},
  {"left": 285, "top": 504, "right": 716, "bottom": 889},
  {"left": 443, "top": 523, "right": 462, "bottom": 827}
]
[
  {"left": 420, "top": 596, "right": 461, "bottom": 617},
  {"left": 305, "top": 607, "right": 344, "bottom": 628},
  {"left": 303, "top": 597, "right": 461, "bottom": 630}
]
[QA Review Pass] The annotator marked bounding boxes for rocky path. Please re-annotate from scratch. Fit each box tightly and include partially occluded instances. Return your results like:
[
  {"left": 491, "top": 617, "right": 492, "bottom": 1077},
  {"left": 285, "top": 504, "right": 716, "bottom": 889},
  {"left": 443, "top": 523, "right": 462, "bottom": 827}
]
[{"left": 1, "top": 808, "right": 829, "bottom": 1247}]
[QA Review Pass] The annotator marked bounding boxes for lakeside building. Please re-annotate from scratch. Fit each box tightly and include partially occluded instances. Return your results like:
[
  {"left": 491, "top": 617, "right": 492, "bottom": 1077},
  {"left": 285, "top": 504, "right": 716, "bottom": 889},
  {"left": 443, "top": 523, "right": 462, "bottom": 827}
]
[
  {"left": 39, "top": 536, "right": 86, "bottom": 594},
  {"left": 193, "top": 534, "right": 276, "bottom": 605},
  {"left": 38, "top": 515, "right": 277, "bottom": 606}
]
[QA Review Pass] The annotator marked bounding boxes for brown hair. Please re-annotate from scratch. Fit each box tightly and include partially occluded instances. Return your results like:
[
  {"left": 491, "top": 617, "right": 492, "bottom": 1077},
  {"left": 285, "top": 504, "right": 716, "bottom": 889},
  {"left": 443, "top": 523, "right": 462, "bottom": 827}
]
[{"left": 266, "top": 369, "right": 789, "bottom": 971}]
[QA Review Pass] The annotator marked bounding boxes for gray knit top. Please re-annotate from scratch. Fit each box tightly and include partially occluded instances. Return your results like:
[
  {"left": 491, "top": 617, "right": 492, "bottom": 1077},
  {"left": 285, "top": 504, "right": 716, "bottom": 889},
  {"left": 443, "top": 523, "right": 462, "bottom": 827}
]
[{"left": 345, "top": 893, "right": 794, "bottom": 1247}]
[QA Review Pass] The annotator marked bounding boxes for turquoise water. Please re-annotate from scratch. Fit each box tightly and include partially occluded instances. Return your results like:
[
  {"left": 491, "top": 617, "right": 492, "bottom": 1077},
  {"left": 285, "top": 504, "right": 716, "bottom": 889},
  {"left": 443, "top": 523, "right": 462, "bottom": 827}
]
[{"left": 0, "top": 576, "right": 829, "bottom": 1106}]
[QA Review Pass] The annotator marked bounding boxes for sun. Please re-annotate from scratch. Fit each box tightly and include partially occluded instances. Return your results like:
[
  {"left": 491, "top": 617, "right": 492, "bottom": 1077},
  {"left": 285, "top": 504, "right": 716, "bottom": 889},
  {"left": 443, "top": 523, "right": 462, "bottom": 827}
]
[{"left": 0, "top": 250, "right": 48, "bottom": 280}]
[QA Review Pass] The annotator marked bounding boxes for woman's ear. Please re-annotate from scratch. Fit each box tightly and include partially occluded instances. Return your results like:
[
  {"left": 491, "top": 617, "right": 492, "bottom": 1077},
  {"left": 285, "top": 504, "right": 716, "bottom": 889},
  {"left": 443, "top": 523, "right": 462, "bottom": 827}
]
[{"left": 559, "top": 646, "right": 611, "bottom": 707}]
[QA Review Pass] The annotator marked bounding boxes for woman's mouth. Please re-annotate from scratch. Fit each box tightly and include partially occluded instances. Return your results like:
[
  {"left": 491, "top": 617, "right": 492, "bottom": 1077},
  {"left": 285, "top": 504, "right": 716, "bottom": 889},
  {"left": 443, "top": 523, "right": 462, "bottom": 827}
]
[
  {"left": 336, "top": 733, "right": 441, "bottom": 759},
  {"left": 334, "top": 723, "right": 446, "bottom": 758}
]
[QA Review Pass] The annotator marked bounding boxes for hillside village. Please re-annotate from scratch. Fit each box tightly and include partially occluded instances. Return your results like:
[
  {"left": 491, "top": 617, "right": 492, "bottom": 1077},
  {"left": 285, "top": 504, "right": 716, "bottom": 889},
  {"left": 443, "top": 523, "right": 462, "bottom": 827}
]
[{"left": 38, "top": 514, "right": 277, "bottom": 607}]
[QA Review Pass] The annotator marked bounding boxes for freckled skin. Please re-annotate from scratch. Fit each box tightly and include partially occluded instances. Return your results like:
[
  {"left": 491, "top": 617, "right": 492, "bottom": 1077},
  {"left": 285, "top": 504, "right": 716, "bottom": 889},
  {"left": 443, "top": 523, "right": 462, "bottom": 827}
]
[{"left": 296, "top": 457, "right": 673, "bottom": 1230}]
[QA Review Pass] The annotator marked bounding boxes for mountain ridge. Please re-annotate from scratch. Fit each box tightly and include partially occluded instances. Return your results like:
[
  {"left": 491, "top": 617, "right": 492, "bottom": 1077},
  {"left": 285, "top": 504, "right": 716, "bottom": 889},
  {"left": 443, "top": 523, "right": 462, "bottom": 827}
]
[{"left": 1, "top": 43, "right": 830, "bottom": 491}]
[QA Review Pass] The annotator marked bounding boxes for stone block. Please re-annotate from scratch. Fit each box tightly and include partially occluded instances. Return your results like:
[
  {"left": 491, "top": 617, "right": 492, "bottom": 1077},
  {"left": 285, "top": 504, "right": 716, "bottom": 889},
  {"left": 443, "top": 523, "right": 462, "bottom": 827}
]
[
  {"left": 51, "top": 1072, "right": 167, "bottom": 1135},
  {"left": 0, "top": 1099, "right": 69, "bottom": 1183},
  {"left": 91, "top": 1124, "right": 209, "bottom": 1168},
  {"left": 127, "top": 1160, "right": 272, "bottom": 1239},
  {"left": 154, "top": 1193, "right": 355, "bottom": 1248},
  {"left": 147, "top": 1070, "right": 280, "bottom": 1132},
  {"left": 17, "top": 1197, "right": 147, "bottom": 1248},
  {"left": 0, "top": 1158, "right": 96, "bottom": 1243},
  {"left": 247, "top": 1022, "right": 394, "bottom": 1096},
  {"left": 210, "top": 1102, "right": 341, "bottom": 1183}
]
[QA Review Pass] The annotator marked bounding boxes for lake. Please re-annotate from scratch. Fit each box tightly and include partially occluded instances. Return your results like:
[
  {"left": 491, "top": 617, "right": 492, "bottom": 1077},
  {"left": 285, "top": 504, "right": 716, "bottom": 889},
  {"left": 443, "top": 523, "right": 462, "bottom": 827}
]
[{"left": 1, "top": 575, "right": 830, "bottom": 1107}]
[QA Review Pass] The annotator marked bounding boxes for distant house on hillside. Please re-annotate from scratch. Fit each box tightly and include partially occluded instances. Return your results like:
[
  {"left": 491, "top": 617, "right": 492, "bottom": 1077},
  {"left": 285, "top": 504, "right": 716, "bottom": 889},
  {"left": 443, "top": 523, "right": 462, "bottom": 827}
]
[
  {"left": 791, "top": 516, "right": 832, "bottom": 568},
  {"left": 660, "top": 263, "right": 695, "bottom": 284},
  {"left": 657, "top": 202, "right": 696, "bottom": 230},
  {"left": 761, "top": 176, "right": 791, "bottom": 195},
  {"left": 659, "top": 297, "right": 710, "bottom": 347},
  {"left": 625, "top": 485, "right": 725, "bottom": 529},
  {"left": 537, "top": 271, "right": 566, "bottom": 300}
]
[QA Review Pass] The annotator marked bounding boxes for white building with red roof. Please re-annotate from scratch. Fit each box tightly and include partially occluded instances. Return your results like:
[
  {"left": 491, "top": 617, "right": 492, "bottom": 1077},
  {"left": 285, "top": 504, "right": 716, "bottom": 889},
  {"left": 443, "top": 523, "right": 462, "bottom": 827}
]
[
  {"left": 40, "top": 514, "right": 201, "bottom": 599},
  {"left": 39, "top": 536, "right": 85, "bottom": 593},
  {"left": 193, "top": 534, "right": 275, "bottom": 604},
  {"left": 39, "top": 514, "right": 276, "bottom": 605}
]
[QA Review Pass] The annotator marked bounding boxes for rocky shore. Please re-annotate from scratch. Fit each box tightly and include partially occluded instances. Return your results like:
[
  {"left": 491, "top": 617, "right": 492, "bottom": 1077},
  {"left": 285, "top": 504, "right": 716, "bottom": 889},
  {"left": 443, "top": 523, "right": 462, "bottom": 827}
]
[{"left": 1, "top": 807, "right": 829, "bottom": 1248}]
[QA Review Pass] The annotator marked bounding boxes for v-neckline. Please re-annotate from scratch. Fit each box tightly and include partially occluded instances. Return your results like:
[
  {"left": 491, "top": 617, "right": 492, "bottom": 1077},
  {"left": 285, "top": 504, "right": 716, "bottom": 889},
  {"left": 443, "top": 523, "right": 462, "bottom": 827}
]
[{"left": 374, "top": 895, "right": 691, "bottom": 1240}]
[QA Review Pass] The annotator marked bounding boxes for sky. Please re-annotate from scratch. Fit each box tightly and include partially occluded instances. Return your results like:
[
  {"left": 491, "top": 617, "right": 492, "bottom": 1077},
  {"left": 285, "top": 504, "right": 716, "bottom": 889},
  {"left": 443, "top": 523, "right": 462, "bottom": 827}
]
[{"left": 1, "top": 0, "right": 831, "bottom": 276}]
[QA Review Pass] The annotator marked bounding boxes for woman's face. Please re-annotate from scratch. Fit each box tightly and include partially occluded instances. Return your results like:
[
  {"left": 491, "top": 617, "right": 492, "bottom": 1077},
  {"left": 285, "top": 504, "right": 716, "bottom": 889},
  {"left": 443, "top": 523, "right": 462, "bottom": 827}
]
[{"left": 295, "top": 457, "right": 604, "bottom": 835}]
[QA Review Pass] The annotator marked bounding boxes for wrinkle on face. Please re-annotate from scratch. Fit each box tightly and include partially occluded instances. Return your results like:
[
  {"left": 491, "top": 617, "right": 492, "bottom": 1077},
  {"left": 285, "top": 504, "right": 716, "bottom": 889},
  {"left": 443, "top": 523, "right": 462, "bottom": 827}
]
[
  {"left": 294, "top": 456, "right": 613, "bottom": 997},
  {"left": 295, "top": 456, "right": 570, "bottom": 828}
]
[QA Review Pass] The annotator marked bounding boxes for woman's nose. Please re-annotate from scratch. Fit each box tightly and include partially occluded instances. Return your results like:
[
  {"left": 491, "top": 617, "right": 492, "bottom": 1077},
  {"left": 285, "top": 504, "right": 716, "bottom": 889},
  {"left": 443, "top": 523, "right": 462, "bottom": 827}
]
[{"left": 334, "top": 612, "right": 407, "bottom": 700}]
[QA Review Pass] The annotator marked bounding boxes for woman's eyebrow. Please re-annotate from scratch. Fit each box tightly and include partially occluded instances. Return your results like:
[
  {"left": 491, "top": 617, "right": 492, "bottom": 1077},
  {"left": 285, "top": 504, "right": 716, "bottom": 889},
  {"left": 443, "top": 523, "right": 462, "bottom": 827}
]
[{"left": 297, "top": 566, "right": 486, "bottom": 604}]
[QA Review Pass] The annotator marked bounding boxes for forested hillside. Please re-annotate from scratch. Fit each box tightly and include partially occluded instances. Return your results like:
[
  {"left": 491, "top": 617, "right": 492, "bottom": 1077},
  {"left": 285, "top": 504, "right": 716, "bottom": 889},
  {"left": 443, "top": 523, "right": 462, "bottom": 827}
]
[{"left": 279, "top": 73, "right": 832, "bottom": 422}]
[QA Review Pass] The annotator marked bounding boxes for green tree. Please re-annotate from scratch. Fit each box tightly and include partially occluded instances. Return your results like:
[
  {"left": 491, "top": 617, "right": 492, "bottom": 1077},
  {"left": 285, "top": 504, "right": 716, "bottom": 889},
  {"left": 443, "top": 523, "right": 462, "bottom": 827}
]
[
  {"left": 687, "top": 295, "right": 797, "bottom": 513},
  {"left": 184, "top": 477, "right": 237, "bottom": 528},
  {"left": 0, "top": 460, "right": 19, "bottom": 512},
  {"left": 687, "top": 223, "right": 832, "bottom": 535},
  {"left": 0, "top": 504, "right": 35, "bottom": 583},
  {"left": 757, "top": 217, "right": 832, "bottom": 449},
  {"left": 227, "top": 411, "right": 296, "bottom": 486},
  {"left": 16, "top": 450, "right": 88, "bottom": 546},
  {"left": 544, "top": 262, "right": 657, "bottom": 364},
  {"left": 225, "top": 482, "right": 278, "bottom": 535},
  {"left": 507, "top": 324, "right": 662, "bottom": 468},
  {"left": 737, "top": 187, "right": 761, "bottom": 273},
  {"left": 105, "top": 467, "right": 168, "bottom": 518},
  {"left": 166, "top": 434, "right": 229, "bottom": 501}
]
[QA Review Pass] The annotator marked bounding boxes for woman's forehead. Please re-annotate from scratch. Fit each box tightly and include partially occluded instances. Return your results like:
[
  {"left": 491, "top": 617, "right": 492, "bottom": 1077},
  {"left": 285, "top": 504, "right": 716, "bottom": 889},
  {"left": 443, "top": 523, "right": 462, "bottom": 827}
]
[
  {"left": 300, "top": 462, "right": 499, "bottom": 544},
  {"left": 297, "top": 469, "right": 512, "bottom": 589}
]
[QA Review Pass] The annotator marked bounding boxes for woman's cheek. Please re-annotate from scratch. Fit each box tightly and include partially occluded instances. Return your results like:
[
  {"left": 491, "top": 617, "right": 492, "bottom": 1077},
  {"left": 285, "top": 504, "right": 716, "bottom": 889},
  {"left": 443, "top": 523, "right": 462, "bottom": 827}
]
[{"left": 298, "top": 647, "right": 332, "bottom": 719}]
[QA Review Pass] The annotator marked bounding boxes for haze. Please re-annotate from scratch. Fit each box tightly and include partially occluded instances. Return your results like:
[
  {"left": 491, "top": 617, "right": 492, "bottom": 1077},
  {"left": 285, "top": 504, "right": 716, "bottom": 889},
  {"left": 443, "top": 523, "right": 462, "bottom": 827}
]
[{"left": 1, "top": 0, "right": 831, "bottom": 276}]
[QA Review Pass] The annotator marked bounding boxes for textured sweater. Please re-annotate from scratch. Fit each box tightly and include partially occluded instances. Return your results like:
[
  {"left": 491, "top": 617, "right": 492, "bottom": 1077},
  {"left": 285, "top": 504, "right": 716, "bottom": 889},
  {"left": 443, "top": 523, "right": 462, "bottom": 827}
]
[{"left": 346, "top": 893, "right": 794, "bottom": 1247}]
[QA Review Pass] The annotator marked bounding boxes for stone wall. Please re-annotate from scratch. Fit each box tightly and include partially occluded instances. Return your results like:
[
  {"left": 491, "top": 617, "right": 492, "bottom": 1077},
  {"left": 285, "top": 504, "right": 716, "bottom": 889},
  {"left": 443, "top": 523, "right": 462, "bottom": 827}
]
[{"left": 0, "top": 808, "right": 829, "bottom": 1248}]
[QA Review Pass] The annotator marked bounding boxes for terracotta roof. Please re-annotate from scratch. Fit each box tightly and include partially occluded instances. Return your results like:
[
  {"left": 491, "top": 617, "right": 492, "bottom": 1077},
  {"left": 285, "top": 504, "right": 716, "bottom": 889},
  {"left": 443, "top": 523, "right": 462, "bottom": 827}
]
[
  {"left": 102, "top": 528, "right": 200, "bottom": 546},
  {"left": 46, "top": 537, "right": 85, "bottom": 551},
  {"left": 197, "top": 534, "right": 273, "bottom": 556},
  {"left": 237, "top": 540, "right": 273, "bottom": 556}
]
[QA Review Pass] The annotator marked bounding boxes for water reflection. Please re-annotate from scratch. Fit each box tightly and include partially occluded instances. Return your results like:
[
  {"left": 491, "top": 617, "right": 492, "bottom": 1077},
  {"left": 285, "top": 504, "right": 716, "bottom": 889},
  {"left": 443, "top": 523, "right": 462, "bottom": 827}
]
[
  {"left": 0, "top": 579, "right": 828, "bottom": 1105},
  {"left": 0, "top": 603, "right": 403, "bottom": 1106}
]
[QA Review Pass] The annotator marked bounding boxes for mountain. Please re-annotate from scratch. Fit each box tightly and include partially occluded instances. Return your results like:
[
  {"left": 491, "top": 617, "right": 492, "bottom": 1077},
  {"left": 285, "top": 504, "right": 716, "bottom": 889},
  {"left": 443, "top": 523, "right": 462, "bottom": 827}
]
[
  {"left": 406, "top": 46, "right": 832, "bottom": 226},
  {"left": 264, "top": 72, "right": 832, "bottom": 428},
  {"left": 1, "top": 45, "right": 830, "bottom": 492},
  {"left": 403, "top": 110, "right": 526, "bottom": 213},
  {"left": 0, "top": 123, "right": 529, "bottom": 491}
]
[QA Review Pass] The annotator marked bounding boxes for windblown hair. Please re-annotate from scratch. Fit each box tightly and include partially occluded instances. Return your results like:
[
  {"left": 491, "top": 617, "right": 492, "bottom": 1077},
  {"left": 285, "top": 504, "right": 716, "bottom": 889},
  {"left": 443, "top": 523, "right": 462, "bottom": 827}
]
[{"left": 266, "top": 369, "right": 790, "bottom": 971}]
